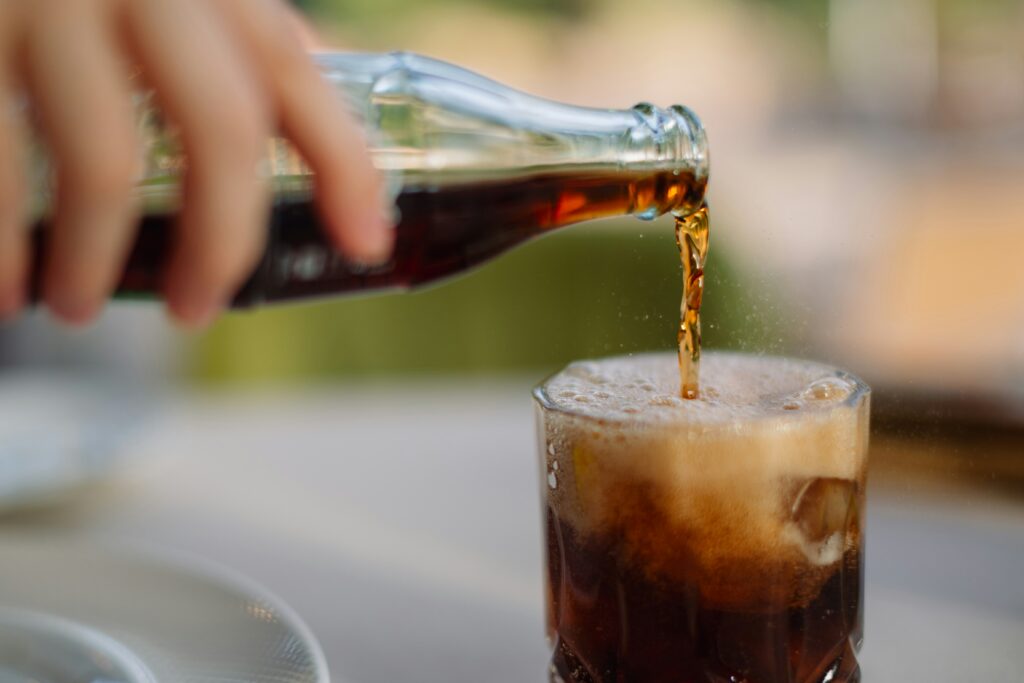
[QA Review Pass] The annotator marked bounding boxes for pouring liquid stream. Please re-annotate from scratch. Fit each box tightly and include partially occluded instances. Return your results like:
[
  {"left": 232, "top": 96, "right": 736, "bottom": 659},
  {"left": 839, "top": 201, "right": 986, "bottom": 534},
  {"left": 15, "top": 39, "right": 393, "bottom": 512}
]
[{"left": 675, "top": 203, "right": 710, "bottom": 399}]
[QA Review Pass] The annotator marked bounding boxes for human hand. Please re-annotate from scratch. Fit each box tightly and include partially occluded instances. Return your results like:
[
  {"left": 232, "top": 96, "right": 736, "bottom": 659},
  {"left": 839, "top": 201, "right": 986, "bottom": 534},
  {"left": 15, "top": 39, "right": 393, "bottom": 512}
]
[{"left": 0, "top": 0, "right": 390, "bottom": 327}]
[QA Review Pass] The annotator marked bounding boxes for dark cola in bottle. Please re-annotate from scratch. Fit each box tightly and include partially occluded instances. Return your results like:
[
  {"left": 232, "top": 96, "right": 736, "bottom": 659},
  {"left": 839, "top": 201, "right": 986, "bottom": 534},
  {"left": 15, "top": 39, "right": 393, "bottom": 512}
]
[{"left": 29, "top": 52, "right": 708, "bottom": 308}]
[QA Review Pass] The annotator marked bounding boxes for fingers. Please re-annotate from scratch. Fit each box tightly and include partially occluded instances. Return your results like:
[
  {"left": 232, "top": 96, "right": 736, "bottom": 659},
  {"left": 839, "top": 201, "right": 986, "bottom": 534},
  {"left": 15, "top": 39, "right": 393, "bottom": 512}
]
[
  {"left": 0, "top": 49, "right": 27, "bottom": 320},
  {"left": 215, "top": 0, "right": 392, "bottom": 263},
  {"left": 23, "top": 0, "right": 140, "bottom": 325},
  {"left": 122, "top": 0, "right": 271, "bottom": 327},
  {"left": 4, "top": 0, "right": 385, "bottom": 327}
]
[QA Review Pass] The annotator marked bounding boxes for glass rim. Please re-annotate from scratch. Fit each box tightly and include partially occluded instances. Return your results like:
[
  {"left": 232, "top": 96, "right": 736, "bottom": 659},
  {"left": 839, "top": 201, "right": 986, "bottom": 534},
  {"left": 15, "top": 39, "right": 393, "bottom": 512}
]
[{"left": 532, "top": 350, "right": 871, "bottom": 430}]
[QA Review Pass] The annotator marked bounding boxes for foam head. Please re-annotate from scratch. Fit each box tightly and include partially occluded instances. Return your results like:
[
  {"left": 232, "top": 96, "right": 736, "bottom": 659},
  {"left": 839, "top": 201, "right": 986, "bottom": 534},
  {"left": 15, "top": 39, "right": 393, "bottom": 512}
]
[{"left": 535, "top": 351, "right": 870, "bottom": 609}]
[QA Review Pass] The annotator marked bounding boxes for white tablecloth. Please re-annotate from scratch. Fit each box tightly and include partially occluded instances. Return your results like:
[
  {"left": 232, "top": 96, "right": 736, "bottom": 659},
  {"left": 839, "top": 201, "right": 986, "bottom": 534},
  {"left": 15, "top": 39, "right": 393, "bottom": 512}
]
[{"left": 8, "top": 381, "right": 1023, "bottom": 683}]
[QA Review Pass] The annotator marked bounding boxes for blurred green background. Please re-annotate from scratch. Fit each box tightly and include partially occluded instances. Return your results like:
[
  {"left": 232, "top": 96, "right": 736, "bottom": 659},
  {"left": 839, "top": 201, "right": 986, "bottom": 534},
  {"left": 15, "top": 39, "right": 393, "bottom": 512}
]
[
  {"left": 191, "top": 0, "right": 1024, "bottom": 395},
  {"left": 192, "top": 0, "right": 794, "bottom": 384},
  {"left": 195, "top": 219, "right": 782, "bottom": 383}
]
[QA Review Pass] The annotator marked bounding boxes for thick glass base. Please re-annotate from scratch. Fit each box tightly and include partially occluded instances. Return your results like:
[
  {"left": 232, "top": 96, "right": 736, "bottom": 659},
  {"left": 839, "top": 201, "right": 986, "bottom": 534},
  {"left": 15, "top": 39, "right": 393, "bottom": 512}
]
[{"left": 548, "top": 651, "right": 860, "bottom": 683}]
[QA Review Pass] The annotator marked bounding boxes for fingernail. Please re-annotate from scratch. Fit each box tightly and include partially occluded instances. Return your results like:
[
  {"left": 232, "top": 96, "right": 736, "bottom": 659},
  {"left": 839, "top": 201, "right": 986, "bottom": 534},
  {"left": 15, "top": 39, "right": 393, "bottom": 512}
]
[
  {"left": 0, "top": 286, "right": 26, "bottom": 322},
  {"left": 46, "top": 292, "right": 100, "bottom": 328},
  {"left": 168, "top": 296, "right": 221, "bottom": 330},
  {"left": 355, "top": 211, "right": 396, "bottom": 265}
]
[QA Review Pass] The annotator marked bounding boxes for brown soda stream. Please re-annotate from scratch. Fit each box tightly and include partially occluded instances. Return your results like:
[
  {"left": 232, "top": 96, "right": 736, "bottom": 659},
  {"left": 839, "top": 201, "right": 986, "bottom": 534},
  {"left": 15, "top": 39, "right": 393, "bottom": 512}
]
[
  {"left": 675, "top": 204, "right": 709, "bottom": 399},
  {"left": 29, "top": 169, "right": 706, "bottom": 306}
]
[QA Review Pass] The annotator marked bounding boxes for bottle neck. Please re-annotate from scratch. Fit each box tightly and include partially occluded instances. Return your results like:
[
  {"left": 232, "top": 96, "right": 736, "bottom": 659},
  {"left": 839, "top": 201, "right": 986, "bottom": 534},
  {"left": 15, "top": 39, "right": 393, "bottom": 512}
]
[
  {"left": 315, "top": 52, "right": 709, "bottom": 218},
  {"left": 28, "top": 51, "right": 709, "bottom": 308},
  {"left": 28, "top": 51, "right": 708, "bottom": 228}
]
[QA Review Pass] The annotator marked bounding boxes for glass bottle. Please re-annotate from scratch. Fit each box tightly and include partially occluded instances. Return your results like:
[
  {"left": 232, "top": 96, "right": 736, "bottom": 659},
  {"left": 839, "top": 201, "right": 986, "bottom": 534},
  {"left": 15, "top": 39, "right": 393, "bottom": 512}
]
[{"left": 30, "top": 52, "right": 709, "bottom": 307}]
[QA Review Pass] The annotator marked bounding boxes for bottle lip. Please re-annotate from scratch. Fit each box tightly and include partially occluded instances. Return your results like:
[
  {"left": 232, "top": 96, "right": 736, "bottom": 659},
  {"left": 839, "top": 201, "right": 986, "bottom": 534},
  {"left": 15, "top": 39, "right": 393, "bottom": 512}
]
[
  {"left": 629, "top": 103, "right": 709, "bottom": 184},
  {"left": 668, "top": 104, "right": 710, "bottom": 184},
  {"left": 622, "top": 103, "right": 712, "bottom": 210},
  {"left": 624, "top": 103, "right": 709, "bottom": 217}
]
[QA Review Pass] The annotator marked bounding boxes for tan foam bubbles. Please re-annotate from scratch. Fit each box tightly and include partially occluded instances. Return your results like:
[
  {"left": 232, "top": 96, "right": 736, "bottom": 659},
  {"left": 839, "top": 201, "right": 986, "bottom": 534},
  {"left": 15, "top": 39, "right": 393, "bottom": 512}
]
[{"left": 536, "top": 351, "right": 869, "bottom": 610}]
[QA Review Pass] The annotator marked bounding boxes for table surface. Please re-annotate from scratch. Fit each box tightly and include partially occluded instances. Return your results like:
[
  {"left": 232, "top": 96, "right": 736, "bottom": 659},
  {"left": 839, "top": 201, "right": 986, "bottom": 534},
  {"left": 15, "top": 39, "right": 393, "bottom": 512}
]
[{"left": 5, "top": 381, "right": 1023, "bottom": 683}]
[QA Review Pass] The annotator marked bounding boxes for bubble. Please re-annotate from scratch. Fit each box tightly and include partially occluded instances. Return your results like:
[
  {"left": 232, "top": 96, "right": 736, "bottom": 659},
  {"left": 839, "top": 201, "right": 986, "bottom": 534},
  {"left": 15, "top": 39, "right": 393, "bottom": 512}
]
[
  {"left": 801, "top": 377, "right": 855, "bottom": 403},
  {"left": 547, "top": 470, "right": 558, "bottom": 490},
  {"left": 565, "top": 363, "right": 600, "bottom": 381},
  {"left": 547, "top": 443, "right": 556, "bottom": 456},
  {"left": 574, "top": 395, "right": 592, "bottom": 404}
]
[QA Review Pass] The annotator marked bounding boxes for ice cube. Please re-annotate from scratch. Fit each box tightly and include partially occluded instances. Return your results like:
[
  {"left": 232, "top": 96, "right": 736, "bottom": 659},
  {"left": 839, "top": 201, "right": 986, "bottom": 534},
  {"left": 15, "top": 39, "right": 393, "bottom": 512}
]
[
  {"left": 783, "top": 477, "right": 857, "bottom": 565},
  {"left": 789, "top": 477, "right": 856, "bottom": 543}
]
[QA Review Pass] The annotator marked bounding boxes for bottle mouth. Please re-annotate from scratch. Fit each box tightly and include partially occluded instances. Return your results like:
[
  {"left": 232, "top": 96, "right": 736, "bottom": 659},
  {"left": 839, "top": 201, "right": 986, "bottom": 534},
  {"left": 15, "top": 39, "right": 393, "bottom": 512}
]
[
  {"left": 668, "top": 104, "right": 710, "bottom": 184},
  {"left": 628, "top": 103, "right": 709, "bottom": 217},
  {"left": 629, "top": 103, "right": 709, "bottom": 179},
  {"left": 618, "top": 104, "right": 708, "bottom": 218}
]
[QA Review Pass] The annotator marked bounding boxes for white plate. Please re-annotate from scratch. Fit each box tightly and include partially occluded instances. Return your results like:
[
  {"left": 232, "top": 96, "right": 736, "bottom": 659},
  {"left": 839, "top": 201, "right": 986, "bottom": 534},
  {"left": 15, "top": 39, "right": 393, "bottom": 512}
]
[{"left": 0, "top": 538, "right": 328, "bottom": 683}]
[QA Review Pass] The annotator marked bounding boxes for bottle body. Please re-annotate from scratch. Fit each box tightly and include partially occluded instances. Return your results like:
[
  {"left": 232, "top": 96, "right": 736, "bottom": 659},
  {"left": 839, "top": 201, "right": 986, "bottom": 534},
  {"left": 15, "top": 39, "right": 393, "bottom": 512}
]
[{"left": 29, "top": 52, "right": 709, "bottom": 307}]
